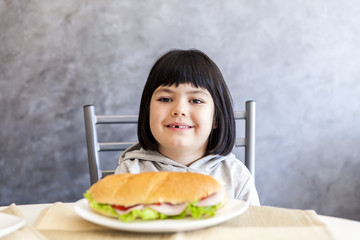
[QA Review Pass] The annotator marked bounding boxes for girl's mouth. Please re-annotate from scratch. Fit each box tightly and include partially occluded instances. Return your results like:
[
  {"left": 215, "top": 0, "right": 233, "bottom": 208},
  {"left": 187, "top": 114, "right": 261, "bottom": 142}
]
[
  {"left": 165, "top": 123, "right": 193, "bottom": 129},
  {"left": 167, "top": 125, "right": 192, "bottom": 129}
]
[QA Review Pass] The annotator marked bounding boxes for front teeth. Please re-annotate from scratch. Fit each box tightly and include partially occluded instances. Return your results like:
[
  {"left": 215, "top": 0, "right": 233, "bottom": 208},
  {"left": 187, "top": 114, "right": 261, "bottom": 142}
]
[{"left": 169, "top": 125, "right": 189, "bottom": 128}]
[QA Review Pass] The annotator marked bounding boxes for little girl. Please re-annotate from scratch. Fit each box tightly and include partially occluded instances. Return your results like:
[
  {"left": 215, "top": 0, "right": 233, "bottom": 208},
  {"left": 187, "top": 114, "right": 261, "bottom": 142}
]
[{"left": 115, "top": 49, "right": 260, "bottom": 205}]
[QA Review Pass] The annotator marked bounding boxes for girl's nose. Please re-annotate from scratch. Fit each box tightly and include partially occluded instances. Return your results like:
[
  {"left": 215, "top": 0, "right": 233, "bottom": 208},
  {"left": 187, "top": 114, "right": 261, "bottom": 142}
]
[
  {"left": 172, "top": 111, "right": 186, "bottom": 117},
  {"left": 171, "top": 103, "right": 187, "bottom": 117}
]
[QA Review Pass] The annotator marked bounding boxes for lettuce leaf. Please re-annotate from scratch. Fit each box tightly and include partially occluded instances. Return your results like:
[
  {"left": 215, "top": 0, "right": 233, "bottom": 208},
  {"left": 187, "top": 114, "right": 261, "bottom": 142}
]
[
  {"left": 115, "top": 207, "right": 187, "bottom": 222},
  {"left": 84, "top": 191, "right": 118, "bottom": 218},
  {"left": 119, "top": 208, "right": 167, "bottom": 222},
  {"left": 187, "top": 200, "right": 221, "bottom": 218},
  {"left": 84, "top": 191, "right": 220, "bottom": 222}
]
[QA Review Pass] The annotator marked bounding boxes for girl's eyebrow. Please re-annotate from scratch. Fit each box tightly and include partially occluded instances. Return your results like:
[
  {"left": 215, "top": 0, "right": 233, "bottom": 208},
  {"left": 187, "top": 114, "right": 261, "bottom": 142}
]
[
  {"left": 153, "top": 88, "right": 173, "bottom": 95},
  {"left": 153, "top": 87, "right": 210, "bottom": 96}
]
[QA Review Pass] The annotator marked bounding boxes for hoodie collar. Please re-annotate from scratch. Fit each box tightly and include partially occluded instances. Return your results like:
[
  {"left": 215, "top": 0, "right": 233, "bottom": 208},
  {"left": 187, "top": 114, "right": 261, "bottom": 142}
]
[{"left": 120, "top": 143, "right": 234, "bottom": 172}]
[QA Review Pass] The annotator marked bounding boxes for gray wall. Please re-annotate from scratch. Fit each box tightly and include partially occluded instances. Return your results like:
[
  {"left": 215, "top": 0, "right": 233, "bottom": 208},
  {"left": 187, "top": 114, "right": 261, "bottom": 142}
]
[{"left": 1, "top": 0, "right": 360, "bottom": 220}]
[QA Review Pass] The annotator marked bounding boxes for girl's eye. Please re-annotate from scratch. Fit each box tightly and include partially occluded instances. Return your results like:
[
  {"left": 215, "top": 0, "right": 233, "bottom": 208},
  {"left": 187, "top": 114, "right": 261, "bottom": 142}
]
[
  {"left": 158, "top": 97, "right": 172, "bottom": 102},
  {"left": 190, "top": 99, "right": 204, "bottom": 104}
]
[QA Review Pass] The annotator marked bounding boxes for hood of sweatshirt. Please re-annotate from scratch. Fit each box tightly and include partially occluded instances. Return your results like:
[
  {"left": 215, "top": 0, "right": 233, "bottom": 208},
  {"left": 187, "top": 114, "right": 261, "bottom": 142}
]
[{"left": 118, "top": 143, "right": 237, "bottom": 173}]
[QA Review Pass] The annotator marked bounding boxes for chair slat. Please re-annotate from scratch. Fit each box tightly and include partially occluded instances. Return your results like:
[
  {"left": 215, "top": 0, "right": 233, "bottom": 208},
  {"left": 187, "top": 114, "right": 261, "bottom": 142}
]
[
  {"left": 98, "top": 142, "right": 136, "bottom": 151},
  {"left": 235, "top": 138, "right": 246, "bottom": 147},
  {"left": 102, "top": 170, "right": 115, "bottom": 178},
  {"left": 234, "top": 111, "right": 246, "bottom": 119},
  {"left": 96, "top": 115, "right": 138, "bottom": 124}
]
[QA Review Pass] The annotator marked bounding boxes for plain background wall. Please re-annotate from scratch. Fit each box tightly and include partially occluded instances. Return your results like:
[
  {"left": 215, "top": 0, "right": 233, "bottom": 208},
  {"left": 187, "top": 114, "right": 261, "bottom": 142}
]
[{"left": 1, "top": 0, "right": 359, "bottom": 220}]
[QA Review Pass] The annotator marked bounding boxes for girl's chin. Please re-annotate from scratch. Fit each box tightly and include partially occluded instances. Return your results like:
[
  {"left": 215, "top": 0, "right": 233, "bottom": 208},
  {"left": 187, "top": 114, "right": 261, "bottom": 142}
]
[
  {"left": 157, "top": 139, "right": 208, "bottom": 151},
  {"left": 158, "top": 144, "right": 206, "bottom": 154}
]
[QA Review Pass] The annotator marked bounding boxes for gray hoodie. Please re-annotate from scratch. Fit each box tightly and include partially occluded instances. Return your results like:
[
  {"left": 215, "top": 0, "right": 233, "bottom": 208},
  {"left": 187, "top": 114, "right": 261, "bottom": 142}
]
[{"left": 115, "top": 143, "right": 260, "bottom": 206}]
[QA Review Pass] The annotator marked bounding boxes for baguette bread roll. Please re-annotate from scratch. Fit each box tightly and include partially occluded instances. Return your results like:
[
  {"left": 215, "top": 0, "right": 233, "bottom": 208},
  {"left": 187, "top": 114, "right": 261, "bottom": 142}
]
[{"left": 88, "top": 172, "right": 222, "bottom": 206}]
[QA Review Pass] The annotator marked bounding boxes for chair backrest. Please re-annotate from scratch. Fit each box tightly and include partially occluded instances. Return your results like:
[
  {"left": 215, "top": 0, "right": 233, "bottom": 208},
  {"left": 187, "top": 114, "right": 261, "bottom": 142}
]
[{"left": 83, "top": 101, "right": 255, "bottom": 185}]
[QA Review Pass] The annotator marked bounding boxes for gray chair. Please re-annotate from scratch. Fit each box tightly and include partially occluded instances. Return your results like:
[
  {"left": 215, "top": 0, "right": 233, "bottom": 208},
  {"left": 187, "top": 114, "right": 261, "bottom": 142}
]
[{"left": 83, "top": 101, "right": 256, "bottom": 185}]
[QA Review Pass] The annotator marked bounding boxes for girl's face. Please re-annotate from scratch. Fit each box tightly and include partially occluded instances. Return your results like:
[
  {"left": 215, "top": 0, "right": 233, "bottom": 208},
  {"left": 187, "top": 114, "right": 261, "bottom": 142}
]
[{"left": 149, "top": 83, "right": 215, "bottom": 163}]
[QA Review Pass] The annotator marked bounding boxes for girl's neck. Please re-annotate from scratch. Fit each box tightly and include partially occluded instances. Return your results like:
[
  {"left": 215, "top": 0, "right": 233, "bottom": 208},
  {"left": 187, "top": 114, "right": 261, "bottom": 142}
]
[{"left": 157, "top": 146, "right": 205, "bottom": 166}]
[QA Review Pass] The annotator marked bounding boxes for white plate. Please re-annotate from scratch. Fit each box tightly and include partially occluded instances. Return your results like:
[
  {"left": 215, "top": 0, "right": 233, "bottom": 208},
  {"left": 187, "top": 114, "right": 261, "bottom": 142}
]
[
  {"left": 74, "top": 198, "right": 248, "bottom": 232},
  {"left": 0, "top": 212, "right": 26, "bottom": 238}
]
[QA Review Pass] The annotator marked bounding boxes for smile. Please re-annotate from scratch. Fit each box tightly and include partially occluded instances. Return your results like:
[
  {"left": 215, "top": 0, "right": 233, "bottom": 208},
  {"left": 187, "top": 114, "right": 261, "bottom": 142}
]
[
  {"left": 167, "top": 125, "right": 192, "bottom": 128},
  {"left": 165, "top": 123, "right": 193, "bottom": 129}
]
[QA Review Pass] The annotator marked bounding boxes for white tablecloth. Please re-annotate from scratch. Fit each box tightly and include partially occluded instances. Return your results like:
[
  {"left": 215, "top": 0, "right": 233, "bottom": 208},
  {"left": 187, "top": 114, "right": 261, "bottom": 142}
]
[{"left": 1, "top": 203, "right": 360, "bottom": 240}]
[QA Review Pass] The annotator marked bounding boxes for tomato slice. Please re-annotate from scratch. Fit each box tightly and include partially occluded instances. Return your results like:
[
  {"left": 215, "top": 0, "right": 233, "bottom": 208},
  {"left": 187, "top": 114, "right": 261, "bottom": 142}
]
[{"left": 112, "top": 204, "right": 137, "bottom": 211}]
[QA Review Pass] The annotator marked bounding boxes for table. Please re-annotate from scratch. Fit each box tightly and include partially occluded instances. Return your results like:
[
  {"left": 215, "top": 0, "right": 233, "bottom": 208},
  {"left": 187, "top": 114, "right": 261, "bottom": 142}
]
[{"left": 1, "top": 203, "right": 360, "bottom": 240}]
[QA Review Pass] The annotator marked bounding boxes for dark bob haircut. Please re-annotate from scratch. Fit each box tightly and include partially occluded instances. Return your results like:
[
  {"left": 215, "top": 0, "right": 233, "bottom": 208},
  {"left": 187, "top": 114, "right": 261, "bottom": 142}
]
[{"left": 138, "top": 49, "right": 235, "bottom": 156}]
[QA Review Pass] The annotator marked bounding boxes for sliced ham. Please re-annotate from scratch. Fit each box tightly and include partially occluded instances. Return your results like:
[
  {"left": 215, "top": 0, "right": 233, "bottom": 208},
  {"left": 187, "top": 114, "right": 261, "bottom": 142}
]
[
  {"left": 114, "top": 204, "right": 144, "bottom": 215},
  {"left": 112, "top": 188, "right": 224, "bottom": 216},
  {"left": 195, "top": 189, "right": 225, "bottom": 207},
  {"left": 149, "top": 203, "right": 187, "bottom": 216}
]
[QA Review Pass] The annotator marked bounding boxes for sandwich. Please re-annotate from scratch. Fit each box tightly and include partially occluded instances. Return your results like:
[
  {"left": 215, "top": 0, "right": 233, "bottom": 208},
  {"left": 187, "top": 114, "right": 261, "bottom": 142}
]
[{"left": 84, "top": 171, "right": 226, "bottom": 222}]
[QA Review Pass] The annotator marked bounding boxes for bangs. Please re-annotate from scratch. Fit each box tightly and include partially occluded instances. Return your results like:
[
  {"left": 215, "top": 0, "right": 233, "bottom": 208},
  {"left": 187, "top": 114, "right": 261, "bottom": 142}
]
[{"left": 150, "top": 50, "right": 215, "bottom": 91}]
